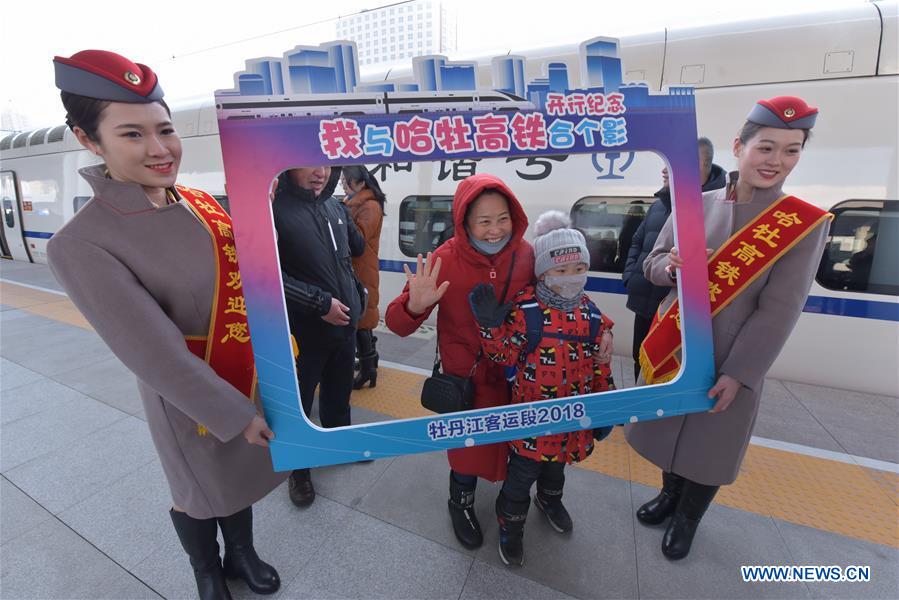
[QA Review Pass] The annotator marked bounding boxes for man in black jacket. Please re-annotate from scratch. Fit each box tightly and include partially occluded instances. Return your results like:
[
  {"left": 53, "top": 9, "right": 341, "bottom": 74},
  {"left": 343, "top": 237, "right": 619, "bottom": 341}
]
[
  {"left": 274, "top": 166, "right": 364, "bottom": 507},
  {"left": 622, "top": 138, "right": 726, "bottom": 382}
]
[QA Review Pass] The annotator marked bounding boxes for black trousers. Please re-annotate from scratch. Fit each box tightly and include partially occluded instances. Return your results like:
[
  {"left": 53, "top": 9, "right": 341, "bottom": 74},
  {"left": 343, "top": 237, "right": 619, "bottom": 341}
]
[
  {"left": 500, "top": 453, "right": 566, "bottom": 503},
  {"left": 632, "top": 313, "right": 653, "bottom": 383},
  {"left": 295, "top": 335, "right": 355, "bottom": 428}
]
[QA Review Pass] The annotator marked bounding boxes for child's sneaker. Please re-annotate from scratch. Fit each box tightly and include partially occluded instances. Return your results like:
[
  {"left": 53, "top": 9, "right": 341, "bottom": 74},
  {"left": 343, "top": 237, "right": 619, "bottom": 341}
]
[{"left": 534, "top": 494, "right": 573, "bottom": 533}]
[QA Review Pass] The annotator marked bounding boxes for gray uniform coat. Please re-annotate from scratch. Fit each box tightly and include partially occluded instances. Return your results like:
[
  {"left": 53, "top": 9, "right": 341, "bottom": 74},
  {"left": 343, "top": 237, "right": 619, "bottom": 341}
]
[
  {"left": 47, "top": 165, "right": 286, "bottom": 519},
  {"left": 624, "top": 177, "right": 829, "bottom": 485}
]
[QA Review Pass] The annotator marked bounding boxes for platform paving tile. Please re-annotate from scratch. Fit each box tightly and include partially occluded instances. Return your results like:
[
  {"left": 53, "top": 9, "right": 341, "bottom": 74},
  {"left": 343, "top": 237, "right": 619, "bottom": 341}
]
[
  {"left": 472, "top": 467, "right": 638, "bottom": 600},
  {"left": 0, "top": 516, "right": 161, "bottom": 599},
  {"left": 0, "top": 476, "right": 53, "bottom": 545},
  {"left": 629, "top": 481, "right": 811, "bottom": 599},
  {"left": 0, "top": 357, "right": 44, "bottom": 393},
  {"left": 0, "top": 382, "right": 128, "bottom": 472},
  {"left": 309, "top": 454, "right": 397, "bottom": 508},
  {"left": 355, "top": 449, "right": 639, "bottom": 599},
  {"left": 773, "top": 519, "right": 899, "bottom": 600},
  {"left": 131, "top": 484, "right": 352, "bottom": 600},
  {"left": 5, "top": 414, "right": 158, "bottom": 514},
  {"left": 353, "top": 447, "right": 498, "bottom": 553},
  {"left": 0, "top": 260, "right": 62, "bottom": 291},
  {"left": 58, "top": 459, "right": 174, "bottom": 570},
  {"left": 281, "top": 506, "right": 473, "bottom": 599},
  {"left": 0, "top": 313, "right": 83, "bottom": 354},
  {"left": 459, "top": 558, "right": 578, "bottom": 600},
  {"left": 783, "top": 382, "right": 899, "bottom": 464},
  {"left": 1, "top": 320, "right": 115, "bottom": 378},
  {"left": 753, "top": 379, "right": 844, "bottom": 453},
  {"left": 0, "top": 372, "right": 88, "bottom": 426},
  {"left": 52, "top": 354, "right": 145, "bottom": 415}
]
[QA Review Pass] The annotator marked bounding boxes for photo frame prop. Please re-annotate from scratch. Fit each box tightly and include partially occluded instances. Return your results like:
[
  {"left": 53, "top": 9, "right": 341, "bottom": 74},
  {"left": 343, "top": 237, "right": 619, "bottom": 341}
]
[{"left": 214, "top": 37, "right": 716, "bottom": 471}]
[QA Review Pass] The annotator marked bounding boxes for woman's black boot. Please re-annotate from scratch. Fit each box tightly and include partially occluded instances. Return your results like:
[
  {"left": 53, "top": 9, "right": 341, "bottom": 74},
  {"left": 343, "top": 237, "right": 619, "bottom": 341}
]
[
  {"left": 218, "top": 506, "right": 280, "bottom": 595},
  {"left": 353, "top": 329, "right": 378, "bottom": 389},
  {"left": 636, "top": 471, "right": 685, "bottom": 525},
  {"left": 496, "top": 492, "right": 530, "bottom": 567},
  {"left": 448, "top": 473, "right": 483, "bottom": 549},
  {"left": 661, "top": 480, "right": 719, "bottom": 560},
  {"left": 169, "top": 509, "right": 232, "bottom": 600}
]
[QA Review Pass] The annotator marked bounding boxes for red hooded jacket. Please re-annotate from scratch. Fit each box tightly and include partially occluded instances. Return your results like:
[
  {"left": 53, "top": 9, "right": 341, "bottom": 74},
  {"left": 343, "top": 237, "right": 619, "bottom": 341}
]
[{"left": 385, "top": 174, "right": 535, "bottom": 481}]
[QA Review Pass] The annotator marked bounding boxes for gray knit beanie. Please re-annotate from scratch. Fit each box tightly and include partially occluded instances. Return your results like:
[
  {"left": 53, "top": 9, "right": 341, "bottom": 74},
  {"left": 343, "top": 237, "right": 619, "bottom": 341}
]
[{"left": 533, "top": 211, "right": 590, "bottom": 276}]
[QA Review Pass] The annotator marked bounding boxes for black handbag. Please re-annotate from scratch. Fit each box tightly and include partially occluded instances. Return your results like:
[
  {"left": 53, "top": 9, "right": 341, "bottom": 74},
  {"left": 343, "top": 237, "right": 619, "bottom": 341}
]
[
  {"left": 420, "top": 252, "right": 517, "bottom": 414},
  {"left": 420, "top": 353, "right": 479, "bottom": 414}
]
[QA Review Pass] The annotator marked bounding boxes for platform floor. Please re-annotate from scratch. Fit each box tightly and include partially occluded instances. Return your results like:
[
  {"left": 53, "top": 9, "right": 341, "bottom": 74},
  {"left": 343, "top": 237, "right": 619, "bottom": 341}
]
[{"left": 1, "top": 259, "right": 897, "bottom": 600}]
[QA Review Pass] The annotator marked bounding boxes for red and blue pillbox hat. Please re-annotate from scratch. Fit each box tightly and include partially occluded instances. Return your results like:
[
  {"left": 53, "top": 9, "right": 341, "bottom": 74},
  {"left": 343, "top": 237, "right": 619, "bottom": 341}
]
[
  {"left": 54, "top": 50, "right": 164, "bottom": 102},
  {"left": 746, "top": 96, "right": 818, "bottom": 130}
]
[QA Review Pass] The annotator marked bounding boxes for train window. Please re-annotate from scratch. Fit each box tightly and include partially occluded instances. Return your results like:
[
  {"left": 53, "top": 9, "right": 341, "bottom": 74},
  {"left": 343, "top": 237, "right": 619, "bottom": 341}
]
[
  {"left": 47, "top": 125, "right": 68, "bottom": 143},
  {"left": 0, "top": 134, "right": 15, "bottom": 151},
  {"left": 213, "top": 195, "right": 231, "bottom": 215},
  {"left": 73, "top": 196, "right": 91, "bottom": 213},
  {"left": 1, "top": 172, "right": 18, "bottom": 228},
  {"left": 570, "top": 196, "right": 653, "bottom": 273},
  {"left": 29, "top": 128, "right": 50, "bottom": 146},
  {"left": 398, "top": 195, "right": 454, "bottom": 256},
  {"left": 816, "top": 199, "right": 898, "bottom": 296}
]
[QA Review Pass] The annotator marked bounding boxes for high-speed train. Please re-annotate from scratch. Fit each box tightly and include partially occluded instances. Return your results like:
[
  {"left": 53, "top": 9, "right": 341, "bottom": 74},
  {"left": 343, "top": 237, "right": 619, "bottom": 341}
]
[
  {"left": 1, "top": 3, "right": 897, "bottom": 396},
  {"left": 216, "top": 90, "right": 535, "bottom": 119}
]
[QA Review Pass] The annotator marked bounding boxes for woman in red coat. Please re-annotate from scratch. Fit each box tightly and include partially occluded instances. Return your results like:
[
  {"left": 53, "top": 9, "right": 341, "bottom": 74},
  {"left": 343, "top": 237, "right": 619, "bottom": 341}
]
[{"left": 385, "top": 174, "right": 534, "bottom": 549}]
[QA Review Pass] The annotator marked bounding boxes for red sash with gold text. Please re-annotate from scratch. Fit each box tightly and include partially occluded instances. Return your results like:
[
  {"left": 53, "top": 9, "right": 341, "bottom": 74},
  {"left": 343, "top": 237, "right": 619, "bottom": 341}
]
[
  {"left": 176, "top": 185, "right": 256, "bottom": 433},
  {"left": 639, "top": 195, "right": 832, "bottom": 384}
]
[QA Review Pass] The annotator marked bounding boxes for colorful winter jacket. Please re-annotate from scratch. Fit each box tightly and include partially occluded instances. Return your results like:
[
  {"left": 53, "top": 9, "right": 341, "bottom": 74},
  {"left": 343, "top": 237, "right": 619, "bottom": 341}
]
[{"left": 478, "top": 285, "right": 615, "bottom": 464}]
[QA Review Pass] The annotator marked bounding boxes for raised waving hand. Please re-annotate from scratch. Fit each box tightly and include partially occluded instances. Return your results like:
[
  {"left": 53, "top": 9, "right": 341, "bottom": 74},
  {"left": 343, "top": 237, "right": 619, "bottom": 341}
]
[{"left": 403, "top": 252, "right": 450, "bottom": 316}]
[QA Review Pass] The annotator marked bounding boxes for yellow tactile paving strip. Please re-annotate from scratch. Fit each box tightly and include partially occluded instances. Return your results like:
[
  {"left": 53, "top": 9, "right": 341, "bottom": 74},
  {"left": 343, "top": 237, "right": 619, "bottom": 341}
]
[
  {"left": 1, "top": 281, "right": 92, "bottom": 330},
  {"left": 352, "top": 361, "right": 899, "bottom": 548},
  {"left": 4, "top": 280, "right": 897, "bottom": 548}
]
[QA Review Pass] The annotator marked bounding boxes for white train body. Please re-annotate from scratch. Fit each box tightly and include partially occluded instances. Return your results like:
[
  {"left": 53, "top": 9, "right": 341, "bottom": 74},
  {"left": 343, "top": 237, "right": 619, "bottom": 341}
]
[{"left": 2, "top": 3, "right": 897, "bottom": 396}]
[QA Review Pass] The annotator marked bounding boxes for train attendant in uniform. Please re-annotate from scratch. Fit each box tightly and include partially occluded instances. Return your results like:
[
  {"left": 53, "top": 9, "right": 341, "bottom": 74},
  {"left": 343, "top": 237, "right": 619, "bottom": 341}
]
[
  {"left": 386, "top": 174, "right": 534, "bottom": 550},
  {"left": 340, "top": 165, "right": 387, "bottom": 389},
  {"left": 625, "top": 96, "right": 832, "bottom": 560},
  {"left": 48, "top": 50, "right": 285, "bottom": 599}
]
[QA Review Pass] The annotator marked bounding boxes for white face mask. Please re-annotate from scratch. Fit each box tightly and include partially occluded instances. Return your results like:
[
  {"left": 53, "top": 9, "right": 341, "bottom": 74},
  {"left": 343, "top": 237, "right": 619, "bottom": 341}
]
[{"left": 544, "top": 274, "right": 588, "bottom": 299}]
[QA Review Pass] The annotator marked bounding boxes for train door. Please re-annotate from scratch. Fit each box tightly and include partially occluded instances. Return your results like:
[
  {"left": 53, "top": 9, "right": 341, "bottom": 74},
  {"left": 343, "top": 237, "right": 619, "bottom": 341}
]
[{"left": 0, "top": 171, "right": 33, "bottom": 262}]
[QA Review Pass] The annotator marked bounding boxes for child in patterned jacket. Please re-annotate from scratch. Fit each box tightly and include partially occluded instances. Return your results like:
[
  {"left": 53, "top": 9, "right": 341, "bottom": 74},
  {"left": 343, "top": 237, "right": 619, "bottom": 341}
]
[{"left": 469, "top": 210, "right": 615, "bottom": 567}]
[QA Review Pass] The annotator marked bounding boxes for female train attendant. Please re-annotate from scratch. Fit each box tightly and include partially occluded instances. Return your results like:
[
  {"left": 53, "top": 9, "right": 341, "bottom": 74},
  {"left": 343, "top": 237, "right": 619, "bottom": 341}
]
[
  {"left": 48, "top": 50, "right": 285, "bottom": 599},
  {"left": 340, "top": 165, "right": 387, "bottom": 389},
  {"left": 386, "top": 174, "right": 534, "bottom": 549},
  {"left": 625, "top": 96, "right": 831, "bottom": 560}
]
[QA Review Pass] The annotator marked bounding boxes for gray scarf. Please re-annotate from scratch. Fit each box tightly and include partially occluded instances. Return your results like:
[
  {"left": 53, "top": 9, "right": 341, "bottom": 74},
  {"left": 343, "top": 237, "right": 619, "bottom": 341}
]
[{"left": 535, "top": 280, "right": 582, "bottom": 312}]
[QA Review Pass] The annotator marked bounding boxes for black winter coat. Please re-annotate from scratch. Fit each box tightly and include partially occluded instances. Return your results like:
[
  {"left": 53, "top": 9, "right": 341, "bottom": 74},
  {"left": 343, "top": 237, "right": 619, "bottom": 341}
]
[
  {"left": 623, "top": 163, "right": 726, "bottom": 318},
  {"left": 274, "top": 168, "right": 365, "bottom": 345}
]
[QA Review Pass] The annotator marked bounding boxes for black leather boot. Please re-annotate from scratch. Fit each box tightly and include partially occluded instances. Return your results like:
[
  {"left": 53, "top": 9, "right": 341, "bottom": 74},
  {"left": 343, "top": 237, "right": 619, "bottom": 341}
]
[
  {"left": 448, "top": 472, "right": 483, "bottom": 549},
  {"left": 169, "top": 509, "right": 232, "bottom": 600},
  {"left": 288, "top": 468, "right": 315, "bottom": 507},
  {"left": 636, "top": 471, "right": 685, "bottom": 525},
  {"left": 496, "top": 492, "right": 529, "bottom": 567},
  {"left": 218, "top": 506, "right": 280, "bottom": 595},
  {"left": 353, "top": 329, "right": 378, "bottom": 389},
  {"left": 535, "top": 485, "right": 572, "bottom": 533},
  {"left": 661, "top": 480, "right": 719, "bottom": 560}
]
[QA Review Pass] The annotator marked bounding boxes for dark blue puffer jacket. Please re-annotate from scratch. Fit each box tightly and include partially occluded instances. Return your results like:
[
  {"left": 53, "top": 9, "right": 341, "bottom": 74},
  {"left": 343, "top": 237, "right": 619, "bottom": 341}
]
[{"left": 622, "top": 164, "right": 726, "bottom": 318}]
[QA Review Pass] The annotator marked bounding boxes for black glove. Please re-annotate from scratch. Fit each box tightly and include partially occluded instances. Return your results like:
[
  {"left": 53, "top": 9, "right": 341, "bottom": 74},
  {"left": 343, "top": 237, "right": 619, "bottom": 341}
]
[{"left": 468, "top": 283, "right": 513, "bottom": 328}]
